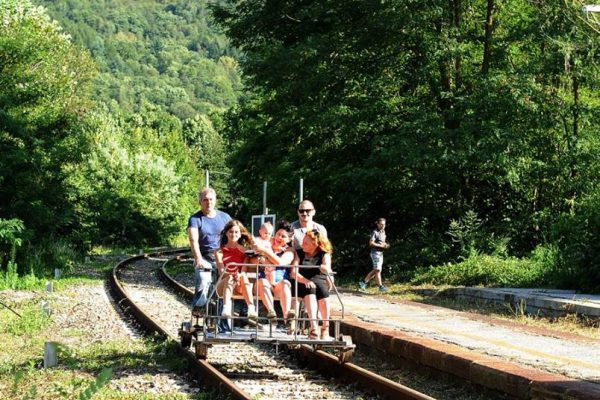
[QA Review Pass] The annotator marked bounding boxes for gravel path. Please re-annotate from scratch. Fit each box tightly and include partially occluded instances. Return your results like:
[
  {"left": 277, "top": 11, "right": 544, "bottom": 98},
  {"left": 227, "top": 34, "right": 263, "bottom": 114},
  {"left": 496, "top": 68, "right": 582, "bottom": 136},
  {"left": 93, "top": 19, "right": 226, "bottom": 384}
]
[{"left": 42, "top": 271, "right": 204, "bottom": 397}]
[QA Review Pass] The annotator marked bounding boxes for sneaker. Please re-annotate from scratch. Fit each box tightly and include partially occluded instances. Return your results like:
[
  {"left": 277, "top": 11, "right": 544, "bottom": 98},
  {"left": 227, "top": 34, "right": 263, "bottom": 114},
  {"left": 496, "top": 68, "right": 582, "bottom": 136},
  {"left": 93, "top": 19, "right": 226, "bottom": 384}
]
[
  {"left": 286, "top": 309, "right": 296, "bottom": 320},
  {"left": 286, "top": 318, "right": 296, "bottom": 335},
  {"left": 266, "top": 310, "right": 277, "bottom": 320},
  {"left": 359, "top": 281, "right": 367, "bottom": 290},
  {"left": 379, "top": 285, "right": 388, "bottom": 293},
  {"left": 247, "top": 309, "right": 258, "bottom": 322}
]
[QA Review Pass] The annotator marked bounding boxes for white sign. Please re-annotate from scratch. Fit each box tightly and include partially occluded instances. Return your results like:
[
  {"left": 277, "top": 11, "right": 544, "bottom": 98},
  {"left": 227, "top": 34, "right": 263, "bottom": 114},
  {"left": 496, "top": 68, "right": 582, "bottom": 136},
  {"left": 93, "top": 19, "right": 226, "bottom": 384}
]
[
  {"left": 583, "top": 5, "right": 600, "bottom": 12},
  {"left": 251, "top": 214, "right": 276, "bottom": 237}
]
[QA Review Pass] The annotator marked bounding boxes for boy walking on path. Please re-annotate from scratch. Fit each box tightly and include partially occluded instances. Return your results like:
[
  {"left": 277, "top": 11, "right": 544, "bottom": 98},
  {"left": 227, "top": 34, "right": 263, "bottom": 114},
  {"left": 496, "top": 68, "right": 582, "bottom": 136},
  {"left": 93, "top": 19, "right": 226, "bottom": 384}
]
[{"left": 360, "top": 218, "right": 390, "bottom": 293}]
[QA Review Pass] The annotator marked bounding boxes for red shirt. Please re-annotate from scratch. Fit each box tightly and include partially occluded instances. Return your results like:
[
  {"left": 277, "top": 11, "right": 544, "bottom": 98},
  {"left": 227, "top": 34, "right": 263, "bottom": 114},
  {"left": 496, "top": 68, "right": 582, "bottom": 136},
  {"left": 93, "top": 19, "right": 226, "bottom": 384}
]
[{"left": 221, "top": 246, "right": 246, "bottom": 274}]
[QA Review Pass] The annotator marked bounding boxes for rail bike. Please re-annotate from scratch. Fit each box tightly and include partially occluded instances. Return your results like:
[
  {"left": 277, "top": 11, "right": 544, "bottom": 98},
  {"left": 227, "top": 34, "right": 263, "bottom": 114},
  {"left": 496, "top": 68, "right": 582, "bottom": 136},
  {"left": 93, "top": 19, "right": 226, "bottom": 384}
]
[{"left": 178, "top": 261, "right": 355, "bottom": 363}]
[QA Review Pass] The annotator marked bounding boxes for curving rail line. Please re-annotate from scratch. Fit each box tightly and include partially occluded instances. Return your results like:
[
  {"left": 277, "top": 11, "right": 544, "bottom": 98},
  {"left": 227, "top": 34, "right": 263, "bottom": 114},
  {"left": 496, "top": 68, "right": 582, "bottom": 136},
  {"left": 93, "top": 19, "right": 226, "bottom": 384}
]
[{"left": 109, "top": 249, "right": 435, "bottom": 400}]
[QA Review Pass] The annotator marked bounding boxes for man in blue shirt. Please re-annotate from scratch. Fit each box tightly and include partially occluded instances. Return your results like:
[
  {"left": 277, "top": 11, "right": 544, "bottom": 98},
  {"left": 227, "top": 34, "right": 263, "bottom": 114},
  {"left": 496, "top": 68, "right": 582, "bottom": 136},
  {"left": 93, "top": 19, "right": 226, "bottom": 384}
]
[{"left": 188, "top": 187, "right": 231, "bottom": 313}]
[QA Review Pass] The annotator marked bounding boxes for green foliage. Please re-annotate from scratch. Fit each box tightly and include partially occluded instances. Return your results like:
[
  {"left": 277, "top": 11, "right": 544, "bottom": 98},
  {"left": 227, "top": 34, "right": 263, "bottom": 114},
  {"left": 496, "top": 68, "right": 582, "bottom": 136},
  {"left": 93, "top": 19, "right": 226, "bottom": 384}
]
[
  {"left": 182, "top": 113, "right": 232, "bottom": 203},
  {"left": 551, "top": 191, "right": 600, "bottom": 292},
  {"left": 79, "top": 367, "right": 112, "bottom": 400},
  {"left": 213, "top": 0, "right": 600, "bottom": 283},
  {"left": 0, "top": 218, "right": 25, "bottom": 269},
  {"left": 1, "top": 303, "right": 50, "bottom": 336},
  {"left": 0, "top": 0, "right": 95, "bottom": 275},
  {"left": 0, "top": 0, "right": 95, "bottom": 234},
  {"left": 38, "top": 0, "right": 242, "bottom": 119},
  {"left": 412, "top": 252, "right": 553, "bottom": 288},
  {"left": 65, "top": 110, "right": 200, "bottom": 246},
  {"left": 447, "top": 211, "right": 483, "bottom": 259},
  {"left": 25, "top": 238, "right": 79, "bottom": 275}
]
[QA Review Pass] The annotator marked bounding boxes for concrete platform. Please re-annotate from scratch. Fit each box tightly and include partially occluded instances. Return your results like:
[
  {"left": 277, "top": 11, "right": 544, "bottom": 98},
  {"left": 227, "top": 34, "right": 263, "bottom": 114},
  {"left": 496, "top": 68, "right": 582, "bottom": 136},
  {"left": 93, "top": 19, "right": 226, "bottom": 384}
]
[
  {"left": 332, "top": 289, "right": 600, "bottom": 399},
  {"left": 425, "top": 287, "right": 600, "bottom": 318}
]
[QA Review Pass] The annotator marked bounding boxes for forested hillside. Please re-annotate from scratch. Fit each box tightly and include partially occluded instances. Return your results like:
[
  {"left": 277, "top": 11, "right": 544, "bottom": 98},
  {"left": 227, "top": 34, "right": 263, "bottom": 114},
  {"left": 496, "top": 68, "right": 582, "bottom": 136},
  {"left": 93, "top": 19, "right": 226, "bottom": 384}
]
[
  {"left": 38, "top": 0, "right": 242, "bottom": 119},
  {"left": 213, "top": 0, "right": 600, "bottom": 291}
]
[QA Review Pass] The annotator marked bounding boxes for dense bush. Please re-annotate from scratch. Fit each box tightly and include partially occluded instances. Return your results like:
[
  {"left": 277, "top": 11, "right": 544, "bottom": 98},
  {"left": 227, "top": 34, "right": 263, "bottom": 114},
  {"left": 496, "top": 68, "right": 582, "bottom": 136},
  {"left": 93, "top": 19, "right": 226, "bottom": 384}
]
[
  {"left": 551, "top": 192, "right": 600, "bottom": 292},
  {"left": 65, "top": 111, "right": 200, "bottom": 247},
  {"left": 411, "top": 249, "right": 555, "bottom": 288}
]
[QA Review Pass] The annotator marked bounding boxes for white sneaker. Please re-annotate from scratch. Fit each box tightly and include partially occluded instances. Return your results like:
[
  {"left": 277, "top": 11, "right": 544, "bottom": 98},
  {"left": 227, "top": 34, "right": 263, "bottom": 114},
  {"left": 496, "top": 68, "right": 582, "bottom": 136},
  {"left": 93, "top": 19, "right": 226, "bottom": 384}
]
[
  {"left": 247, "top": 305, "right": 258, "bottom": 322},
  {"left": 221, "top": 303, "right": 232, "bottom": 318}
]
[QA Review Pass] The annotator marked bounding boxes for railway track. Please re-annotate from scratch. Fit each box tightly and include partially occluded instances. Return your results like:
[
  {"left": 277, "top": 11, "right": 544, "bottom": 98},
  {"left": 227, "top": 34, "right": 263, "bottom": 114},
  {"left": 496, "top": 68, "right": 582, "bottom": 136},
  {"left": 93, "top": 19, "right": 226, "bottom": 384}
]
[{"left": 109, "top": 249, "right": 436, "bottom": 400}]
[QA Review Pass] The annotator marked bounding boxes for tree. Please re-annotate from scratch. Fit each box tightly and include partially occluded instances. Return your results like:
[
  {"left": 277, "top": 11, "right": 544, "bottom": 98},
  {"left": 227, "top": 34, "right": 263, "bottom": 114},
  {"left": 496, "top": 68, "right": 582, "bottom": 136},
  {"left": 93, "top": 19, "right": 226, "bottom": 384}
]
[
  {"left": 0, "top": 0, "right": 95, "bottom": 242},
  {"left": 213, "top": 0, "right": 600, "bottom": 274}
]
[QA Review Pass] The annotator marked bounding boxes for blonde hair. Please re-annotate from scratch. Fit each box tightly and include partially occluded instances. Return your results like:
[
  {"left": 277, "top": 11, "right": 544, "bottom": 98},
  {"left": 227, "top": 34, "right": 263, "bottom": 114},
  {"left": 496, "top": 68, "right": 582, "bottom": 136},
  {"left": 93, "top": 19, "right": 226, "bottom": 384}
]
[{"left": 305, "top": 229, "right": 333, "bottom": 254}]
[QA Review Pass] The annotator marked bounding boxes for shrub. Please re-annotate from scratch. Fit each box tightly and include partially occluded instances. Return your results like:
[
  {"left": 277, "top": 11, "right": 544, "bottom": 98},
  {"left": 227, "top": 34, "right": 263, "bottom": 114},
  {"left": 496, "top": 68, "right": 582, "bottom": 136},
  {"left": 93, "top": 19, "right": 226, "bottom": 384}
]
[
  {"left": 551, "top": 192, "right": 600, "bottom": 293},
  {"left": 411, "top": 251, "right": 553, "bottom": 288}
]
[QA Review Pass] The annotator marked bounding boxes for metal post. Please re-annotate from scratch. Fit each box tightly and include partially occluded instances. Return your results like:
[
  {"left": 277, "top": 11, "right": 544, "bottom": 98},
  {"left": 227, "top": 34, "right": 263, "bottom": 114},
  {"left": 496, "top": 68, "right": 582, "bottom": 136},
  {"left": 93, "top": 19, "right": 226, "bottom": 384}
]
[
  {"left": 299, "top": 178, "right": 304, "bottom": 202},
  {"left": 44, "top": 342, "right": 58, "bottom": 368},
  {"left": 205, "top": 169, "right": 210, "bottom": 188},
  {"left": 263, "top": 181, "right": 267, "bottom": 215},
  {"left": 41, "top": 300, "right": 51, "bottom": 316}
]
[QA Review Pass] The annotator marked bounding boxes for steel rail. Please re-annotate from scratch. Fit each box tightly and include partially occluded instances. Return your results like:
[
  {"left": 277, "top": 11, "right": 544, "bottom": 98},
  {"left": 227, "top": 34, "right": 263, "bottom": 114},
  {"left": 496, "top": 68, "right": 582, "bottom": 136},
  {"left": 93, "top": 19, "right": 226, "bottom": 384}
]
[
  {"left": 109, "top": 249, "right": 254, "bottom": 400},
  {"left": 160, "top": 254, "right": 436, "bottom": 400}
]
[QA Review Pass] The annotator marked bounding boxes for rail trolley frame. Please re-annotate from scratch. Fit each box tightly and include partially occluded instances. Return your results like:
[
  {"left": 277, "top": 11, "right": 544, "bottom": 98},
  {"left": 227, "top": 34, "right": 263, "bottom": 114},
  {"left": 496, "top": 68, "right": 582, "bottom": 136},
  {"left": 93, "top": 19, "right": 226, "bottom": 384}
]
[{"left": 179, "top": 262, "right": 355, "bottom": 363}]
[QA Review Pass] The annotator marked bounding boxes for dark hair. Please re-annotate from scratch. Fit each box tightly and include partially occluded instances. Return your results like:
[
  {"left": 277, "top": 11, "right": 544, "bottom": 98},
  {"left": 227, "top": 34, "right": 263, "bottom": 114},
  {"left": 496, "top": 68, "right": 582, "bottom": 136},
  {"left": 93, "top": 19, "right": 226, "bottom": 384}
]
[{"left": 276, "top": 219, "right": 292, "bottom": 234}]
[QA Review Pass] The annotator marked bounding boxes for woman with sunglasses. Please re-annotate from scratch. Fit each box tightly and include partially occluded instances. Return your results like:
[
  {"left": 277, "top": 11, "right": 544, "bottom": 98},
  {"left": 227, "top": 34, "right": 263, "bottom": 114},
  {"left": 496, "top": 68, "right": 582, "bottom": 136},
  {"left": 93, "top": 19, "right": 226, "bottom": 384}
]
[{"left": 291, "top": 229, "right": 334, "bottom": 340}]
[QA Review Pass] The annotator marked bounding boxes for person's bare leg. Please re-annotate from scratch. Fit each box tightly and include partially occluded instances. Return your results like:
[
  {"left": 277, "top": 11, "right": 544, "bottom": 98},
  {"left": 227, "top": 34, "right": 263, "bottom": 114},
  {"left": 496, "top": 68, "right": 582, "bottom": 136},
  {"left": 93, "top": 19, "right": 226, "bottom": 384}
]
[
  {"left": 220, "top": 276, "right": 235, "bottom": 317},
  {"left": 375, "top": 270, "right": 383, "bottom": 286},
  {"left": 239, "top": 275, "right": 257, "bottom": 318},
  {"left": 318, "top": 297, "right": 331, "bottom": 339},
  {"left": 304, "top": 294, "right": 319, "bottom": 336},
  {"left": 258, "top": 278, "right": 275, "bottom": 314},
  {"left": 364, "top": 270, "right": 376, "bottom": 284}
]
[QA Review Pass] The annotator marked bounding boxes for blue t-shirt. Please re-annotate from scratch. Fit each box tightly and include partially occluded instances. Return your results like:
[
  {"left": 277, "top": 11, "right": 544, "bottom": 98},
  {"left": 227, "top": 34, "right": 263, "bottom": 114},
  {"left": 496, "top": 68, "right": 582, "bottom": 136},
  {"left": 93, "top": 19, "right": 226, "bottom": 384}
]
[{"left": 187, "top": 210, "right": 231, "bottom": 254}]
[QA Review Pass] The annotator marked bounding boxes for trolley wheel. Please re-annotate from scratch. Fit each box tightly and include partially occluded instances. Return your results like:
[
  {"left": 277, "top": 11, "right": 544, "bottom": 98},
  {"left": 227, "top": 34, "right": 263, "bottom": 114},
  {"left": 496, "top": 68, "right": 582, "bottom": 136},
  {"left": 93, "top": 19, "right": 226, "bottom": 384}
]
[
  {"left": 195, "top": 342, "right": 209, "bottom": 360},
  {"left": 338, "top": 335, "right": 354, "bottom": 363},
  {"left": 179, "top": 322, "right": 193, "bottom": 348},
  {"left": 181, "top": 332, "right": 192, "bottom": 348}
]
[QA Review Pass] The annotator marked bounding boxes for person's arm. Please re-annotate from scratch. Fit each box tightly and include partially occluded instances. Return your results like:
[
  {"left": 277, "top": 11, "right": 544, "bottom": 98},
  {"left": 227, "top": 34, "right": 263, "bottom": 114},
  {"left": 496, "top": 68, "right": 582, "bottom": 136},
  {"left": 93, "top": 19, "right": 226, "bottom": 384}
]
[
  {"left": 188, "top": 227, "right": 204, "bottom": 268},
  {"left": 289, "top": 250, "right": 299, "bottom": 280},
  {"left": 319, "top": 253, "right": 332, "bottom": 274},
  {"left": 253, "top": 241, "right": 284, "bottom": 265},
  {"left": 215, "top": 249, "right": 224, "bottom": 275},
  {"left": 369, "top": 232, "right": 388, "bottom": 250},
  {"left": 294, "top": 260, "right": 316, "bottom": 287},
  {"left": 320, "top": 253, "right": 334, "bottom": 289}
]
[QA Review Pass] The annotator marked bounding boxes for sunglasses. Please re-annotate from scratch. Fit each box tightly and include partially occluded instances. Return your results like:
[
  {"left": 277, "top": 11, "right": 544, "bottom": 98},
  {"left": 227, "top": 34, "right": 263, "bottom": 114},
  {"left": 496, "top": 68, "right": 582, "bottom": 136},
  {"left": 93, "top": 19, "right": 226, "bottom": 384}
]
[{"left": 298, "top": 209, "right": 313, "bottom": 214}]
